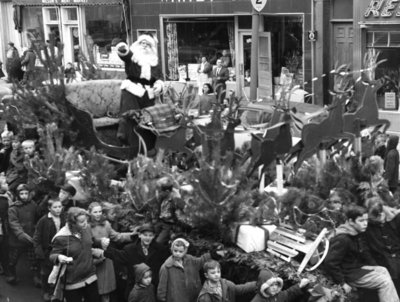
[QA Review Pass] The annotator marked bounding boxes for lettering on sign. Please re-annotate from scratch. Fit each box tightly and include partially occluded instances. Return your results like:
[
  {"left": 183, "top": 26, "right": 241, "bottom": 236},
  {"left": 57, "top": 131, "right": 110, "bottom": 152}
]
[
  {"left": 365, "top": 0, "right": 400, "bottom": 17},
  {"left": 42, "top": 0, "right": 88, "bottom": 3}
]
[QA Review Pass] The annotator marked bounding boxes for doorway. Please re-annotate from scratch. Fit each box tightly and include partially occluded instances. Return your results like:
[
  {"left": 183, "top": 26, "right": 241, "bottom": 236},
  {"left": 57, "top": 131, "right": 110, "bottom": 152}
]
[
  {"left": 238, "top": 31, "right": 252, "bottom": 99},
  {"left": 332, "top": 23, "right": 353, "bottom": 67},
  {"left": 63, "top": 26, "right": 80, "bottom": 66}
]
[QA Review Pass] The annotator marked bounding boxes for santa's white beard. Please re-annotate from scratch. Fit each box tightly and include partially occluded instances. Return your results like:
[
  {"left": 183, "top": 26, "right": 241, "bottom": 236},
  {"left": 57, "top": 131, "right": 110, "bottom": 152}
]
[{"left": 131, "top": 42, "right": 158, "bottom": 81}]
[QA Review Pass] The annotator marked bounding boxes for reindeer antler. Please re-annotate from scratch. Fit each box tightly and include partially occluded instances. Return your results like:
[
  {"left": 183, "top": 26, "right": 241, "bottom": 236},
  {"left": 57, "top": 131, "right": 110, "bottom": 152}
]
[{"left": 329, "top": 63, "right": 354, "bottom": 96}]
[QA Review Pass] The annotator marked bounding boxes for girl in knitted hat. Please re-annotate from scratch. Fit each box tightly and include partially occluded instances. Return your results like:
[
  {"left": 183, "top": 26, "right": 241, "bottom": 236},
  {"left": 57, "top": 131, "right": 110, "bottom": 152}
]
[
  {"left": 157, "top": 237, "right": 226, "bottom": 302},
  {"left": 251, "top": 270, "right": 310, "bottom": 302}
]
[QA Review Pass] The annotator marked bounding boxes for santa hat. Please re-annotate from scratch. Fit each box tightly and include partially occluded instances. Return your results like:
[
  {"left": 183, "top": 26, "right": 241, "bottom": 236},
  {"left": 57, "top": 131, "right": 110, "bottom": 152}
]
[
  {"left": 257, "top": 270, "right": 283, "bottom": 297},
  {"left": 137, "top": 34, "right": 157, "bottom": 49}
]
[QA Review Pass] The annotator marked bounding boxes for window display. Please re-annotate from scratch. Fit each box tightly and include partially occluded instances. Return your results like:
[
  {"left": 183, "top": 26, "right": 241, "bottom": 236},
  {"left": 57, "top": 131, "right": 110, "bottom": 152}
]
[
  {"left": 85, "top": 5, "right": 126, "bottom": 68},
  {"left": 367, "top": 30, "right": 400, "bottom": 110},
  {"left": 164, "top": 18, "right": 234, "bottom": 81},
  {"left": 264, "top": 16, "right": 304, "bottom": 87},
  {"left": 23, "top": 7, "right": 44, "bottom": 46}
]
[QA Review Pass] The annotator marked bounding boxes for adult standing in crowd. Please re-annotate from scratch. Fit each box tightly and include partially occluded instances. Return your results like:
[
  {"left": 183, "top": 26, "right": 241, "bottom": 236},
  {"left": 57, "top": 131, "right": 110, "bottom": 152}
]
[
  {"left": 6, "top": 42, "right": 22, "bottom": 83},
  {"left": 212, "top": 59, "right": 229, "bottom": 102},
  {"left": 20, "top": 46, "right": 37, "bottom": 86},
  {"left": 49, "top": 207, "right": 102, "bottom": 302},
  {"left": 384, "top": 135, "right": 399, "bottom": 194},
  {"left": 220, "top": 49, "right": 231, "bottom": 68},
  {"left": 197, "top": 56, "right": 212, "bottom": 95}
]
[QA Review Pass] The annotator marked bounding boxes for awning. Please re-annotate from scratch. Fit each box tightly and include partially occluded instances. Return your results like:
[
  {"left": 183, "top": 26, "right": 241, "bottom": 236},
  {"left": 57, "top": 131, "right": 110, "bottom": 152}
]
[{"left": 13, "top": 0, "right": 122, "bottom": 6}]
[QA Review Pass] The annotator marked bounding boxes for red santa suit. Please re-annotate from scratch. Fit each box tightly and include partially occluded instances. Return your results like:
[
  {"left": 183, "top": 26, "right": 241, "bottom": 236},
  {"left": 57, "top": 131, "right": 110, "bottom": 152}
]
[{"left": 116, "top": 34, "right": 164, "bottom": 147}]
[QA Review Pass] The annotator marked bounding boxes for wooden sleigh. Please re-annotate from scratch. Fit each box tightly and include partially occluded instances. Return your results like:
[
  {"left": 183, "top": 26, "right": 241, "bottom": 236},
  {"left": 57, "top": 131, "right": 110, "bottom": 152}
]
[
  {"left": 65, "top": 80, "right": 242, "bottom": 161},
  {"left": 65, "top": 80, "right": 139, "bottom": 160},
  {"left": 266, "top": 224, "right": 329, "bottom": 274}
]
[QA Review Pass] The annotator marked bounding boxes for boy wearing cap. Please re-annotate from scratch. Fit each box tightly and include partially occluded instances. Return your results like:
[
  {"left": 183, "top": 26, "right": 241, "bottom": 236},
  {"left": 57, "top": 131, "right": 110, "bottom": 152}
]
[
  {"left": 103, "top": 223, "right": 169, "bottom": 299},
  {"left": 58, "top": 184, "right": 77, "bottom": 213},
  {"left": 7, "top": 184, "right": 40, "bottom": 285}
]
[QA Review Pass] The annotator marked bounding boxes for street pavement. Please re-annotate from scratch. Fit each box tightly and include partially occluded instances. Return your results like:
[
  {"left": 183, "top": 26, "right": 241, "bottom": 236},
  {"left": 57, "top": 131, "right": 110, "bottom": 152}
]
[{"left": 0, "top": 254, "right": 42, "bottom": 302}]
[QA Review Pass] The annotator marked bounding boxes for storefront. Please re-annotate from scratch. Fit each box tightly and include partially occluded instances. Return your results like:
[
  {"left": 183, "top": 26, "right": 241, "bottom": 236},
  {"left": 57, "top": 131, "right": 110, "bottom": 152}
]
[
  {"left": 12, "top": 0, "right": 128, "bottom": 73},
  {"left": 354, "top": 0, "right": 400, "bottom": 134},
  {"left": 130, "top": 0, "right": 312, "bottom": 100},
  {"left": 0, "top": 0, "right": 19, "bottom": 70}
]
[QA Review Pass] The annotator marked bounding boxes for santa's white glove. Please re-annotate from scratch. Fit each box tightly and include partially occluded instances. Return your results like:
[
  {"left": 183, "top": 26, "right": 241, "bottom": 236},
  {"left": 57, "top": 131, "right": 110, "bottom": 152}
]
[{"left": 116, "top": 42, "right": 129, "bottom": 56}]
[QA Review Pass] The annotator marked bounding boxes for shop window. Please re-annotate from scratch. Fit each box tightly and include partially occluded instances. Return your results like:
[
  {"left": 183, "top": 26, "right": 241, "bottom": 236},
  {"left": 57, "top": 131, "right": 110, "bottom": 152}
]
[
  {"left": 85, "top": 5, "right": 126, "bottom": 68},
  {"left": 46, "top": 8, "right": 59, "bottom": 22},
  {"left": 62, "top": 7, "right": 78, "bottom": 23},
  {"left": 23, "top": 7, "right": 44, "bottom": 45},
  {"left": 367, "top": 30, "right": 400, "bottom": 110},
  {"left": 390, "top": 32, "right": 400, "bottom": 47},
  {"left": 264, "top": 16, "right": 304, "bottom": 87},
  {"left": 164, "top": 18, "right": 234, "bottom": 81}
]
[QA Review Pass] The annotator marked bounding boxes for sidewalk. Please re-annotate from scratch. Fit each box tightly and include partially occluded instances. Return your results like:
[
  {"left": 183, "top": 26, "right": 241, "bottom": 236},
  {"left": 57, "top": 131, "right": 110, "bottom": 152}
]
[{"left": 0, "top": 254, "right": 42, "bottom": 302}]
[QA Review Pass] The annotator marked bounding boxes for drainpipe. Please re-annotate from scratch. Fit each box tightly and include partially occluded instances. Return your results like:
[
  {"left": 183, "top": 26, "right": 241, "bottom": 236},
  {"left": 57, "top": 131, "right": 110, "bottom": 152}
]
[{"left": 311, "top": 0, "right": 315, "bottom": 104}]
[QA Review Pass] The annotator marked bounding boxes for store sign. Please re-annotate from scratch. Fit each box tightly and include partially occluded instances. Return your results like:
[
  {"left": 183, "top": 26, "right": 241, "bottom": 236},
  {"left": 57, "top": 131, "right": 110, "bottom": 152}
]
[
  {"left": 13, "top": 0, "right": 122, "bottom": 5},
  {"left": 251, "top": 0, "right": 267, "bottom": 12},
  {"left": 365, "top": 0, "right": 400, "bottom": 18}
]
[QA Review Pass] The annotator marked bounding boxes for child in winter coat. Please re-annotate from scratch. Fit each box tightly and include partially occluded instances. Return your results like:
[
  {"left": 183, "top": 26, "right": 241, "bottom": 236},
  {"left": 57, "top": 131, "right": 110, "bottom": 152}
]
[
  {"left": 250, "top": 270, "right": 310, "bottom": 302},
  {"left": 33, "top": 198, "right": 65, "bottom": 302},
  {"left": 197, "top": 259, "right": 257, "bottom": 302},
  {"left": 88, "top": 201, "right": 134, "bottom": 302},
  {"left": 103, "top": 223, "right": 170, "bottom": 299},
  {"left": 128, "top": 263, "right": 156, "bottom": 302},
  {"left": 7, "top": 183, "right": 40, "bottom": 285},
  {"left": 157, "top": 237, "right": 225, "bottom": 302}
]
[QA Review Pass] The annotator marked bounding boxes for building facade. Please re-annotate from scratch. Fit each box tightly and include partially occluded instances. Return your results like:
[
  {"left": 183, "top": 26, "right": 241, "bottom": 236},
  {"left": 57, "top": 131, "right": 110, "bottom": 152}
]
[
  {"left": 0, "top": 0, "right": 20, "bottom": 73},
  {"left": 353, "top": 0, "right": 400, "bottom": 134},
  {"left": 129, "top": 0, "right": 317, "bottom": 102},
  {"left": 11, "top": 0, "right": 128, "bottom": 77}
]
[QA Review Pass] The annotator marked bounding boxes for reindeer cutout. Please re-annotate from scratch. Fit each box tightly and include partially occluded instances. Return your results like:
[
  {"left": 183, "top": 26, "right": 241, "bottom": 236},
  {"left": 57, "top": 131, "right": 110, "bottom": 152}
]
[
  {"left": 292, "top": 66, "right": 355, "bottom": 172},
  {"left": 343, "top": 78, "right": 390, "bottom": 135},
  {"left": 343, "top": 50, "right": 390, "bottom": 135},
  {"left": 246, "top": 107, "right": 292, "bottom": 177}
]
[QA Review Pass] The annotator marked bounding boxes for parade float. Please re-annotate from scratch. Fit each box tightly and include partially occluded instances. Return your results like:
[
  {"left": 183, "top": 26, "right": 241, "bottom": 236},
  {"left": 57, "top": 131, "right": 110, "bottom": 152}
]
[{"left": 0, "top": 41, "right": 394, "bottom": 302}]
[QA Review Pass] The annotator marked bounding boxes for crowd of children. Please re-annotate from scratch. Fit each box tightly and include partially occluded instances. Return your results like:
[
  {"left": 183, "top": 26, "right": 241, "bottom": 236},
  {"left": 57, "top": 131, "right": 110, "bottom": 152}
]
[
  {"left": 0, "top": 121, "right": 399, "bottom": 302},
  {"left": 0, "top": 125, "right": 318, "bottom": 302}
]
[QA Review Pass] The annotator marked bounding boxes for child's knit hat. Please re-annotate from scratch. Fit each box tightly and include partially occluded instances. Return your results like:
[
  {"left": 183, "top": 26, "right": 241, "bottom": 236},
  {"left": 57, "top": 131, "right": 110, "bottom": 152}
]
[
  {"left": 134, "top": 263, "right": 151, "bottom": 284},
  {"left": 257, "top": 269, "right": 283, "bottom": 297}
]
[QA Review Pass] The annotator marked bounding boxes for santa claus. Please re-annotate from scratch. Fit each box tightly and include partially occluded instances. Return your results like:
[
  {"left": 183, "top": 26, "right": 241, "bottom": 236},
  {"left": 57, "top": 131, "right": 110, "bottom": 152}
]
[{"left": 116, "top": 33, "right": 164, "bottom": 146}]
